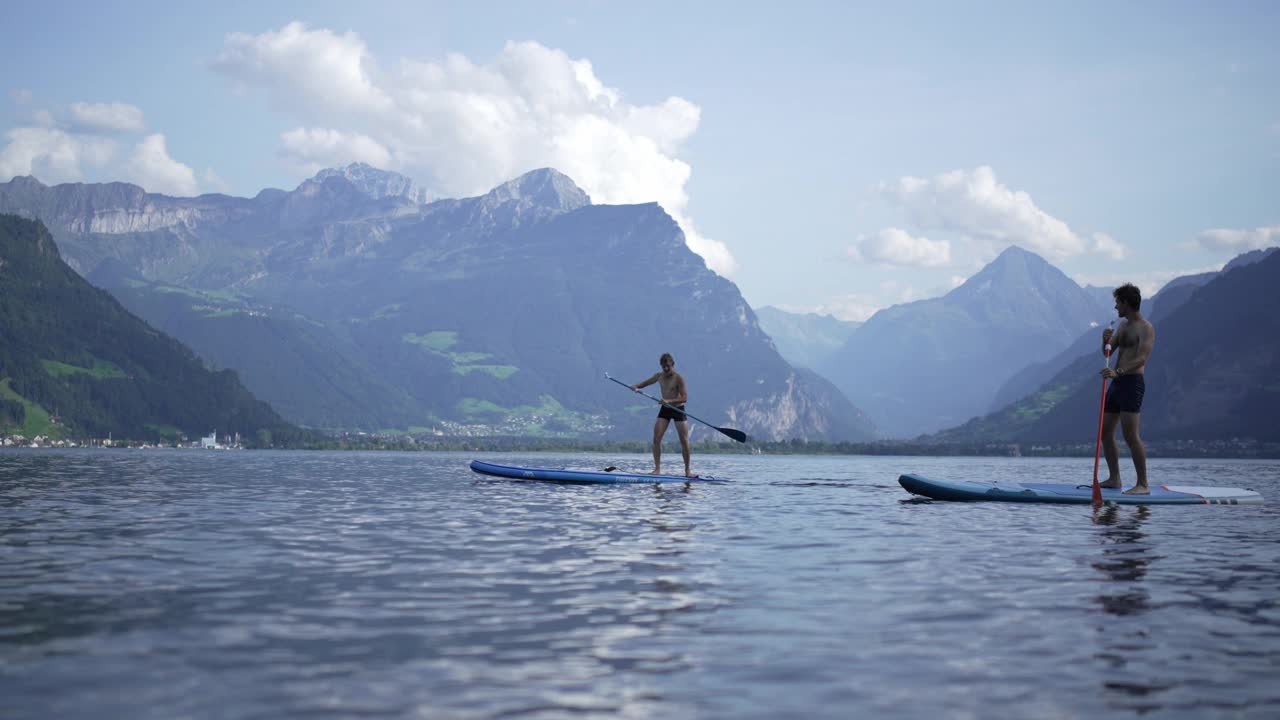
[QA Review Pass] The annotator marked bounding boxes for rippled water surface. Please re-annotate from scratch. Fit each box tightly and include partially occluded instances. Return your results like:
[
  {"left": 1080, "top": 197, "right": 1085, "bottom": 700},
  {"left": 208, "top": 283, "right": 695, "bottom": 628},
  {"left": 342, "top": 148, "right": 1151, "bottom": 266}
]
[{"left": 3, "top": 449, "right": 1279, "bottom": 719}]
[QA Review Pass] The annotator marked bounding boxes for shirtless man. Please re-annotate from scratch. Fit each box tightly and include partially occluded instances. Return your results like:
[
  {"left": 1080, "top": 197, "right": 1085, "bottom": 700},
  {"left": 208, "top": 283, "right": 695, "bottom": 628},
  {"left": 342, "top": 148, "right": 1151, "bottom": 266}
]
[
  {"left": 1098, "top": 283, "right": 1156, "bottom": 495},
  {"left": 632, "top": 353, "right": 692, "bottom": 477}
]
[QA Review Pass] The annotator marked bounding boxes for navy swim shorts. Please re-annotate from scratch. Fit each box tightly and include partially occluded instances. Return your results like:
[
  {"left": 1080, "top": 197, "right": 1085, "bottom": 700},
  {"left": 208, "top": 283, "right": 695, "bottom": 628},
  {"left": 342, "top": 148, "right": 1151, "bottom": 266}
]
[
  {"left": 658, "top": 404, "right": 687, "bottom": 422},
  {"left": 1105, "top": 374, "right": 1145, "bottom": 414}
]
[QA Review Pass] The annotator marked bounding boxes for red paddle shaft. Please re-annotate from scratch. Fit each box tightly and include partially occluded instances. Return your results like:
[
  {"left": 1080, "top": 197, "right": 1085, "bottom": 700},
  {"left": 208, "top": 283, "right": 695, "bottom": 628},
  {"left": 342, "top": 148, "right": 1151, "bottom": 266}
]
[{"left": 1091, "top": 323, "right": 1115, "bottom": 506}]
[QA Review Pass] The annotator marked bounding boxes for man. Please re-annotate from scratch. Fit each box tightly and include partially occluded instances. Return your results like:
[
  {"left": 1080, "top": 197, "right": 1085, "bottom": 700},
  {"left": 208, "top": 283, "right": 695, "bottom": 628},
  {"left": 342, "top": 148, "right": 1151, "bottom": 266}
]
[
  {"left": 1098, "top": 283, "right": 1156, "bottom": 495},
  {"left": 632, "top": 352, "right": 692, "bottom": 477}
]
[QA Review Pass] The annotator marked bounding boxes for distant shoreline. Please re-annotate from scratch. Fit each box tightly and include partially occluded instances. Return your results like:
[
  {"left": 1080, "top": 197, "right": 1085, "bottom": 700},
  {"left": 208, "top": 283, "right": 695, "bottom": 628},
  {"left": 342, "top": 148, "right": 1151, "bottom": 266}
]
[{"left": 4, "top": 437, "right": 1278, "bottom": 460}]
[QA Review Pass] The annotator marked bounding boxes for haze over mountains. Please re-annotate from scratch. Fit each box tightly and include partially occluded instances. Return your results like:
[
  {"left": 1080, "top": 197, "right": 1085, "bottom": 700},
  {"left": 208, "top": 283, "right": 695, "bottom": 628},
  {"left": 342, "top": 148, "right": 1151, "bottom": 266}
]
[
  {"left": 817, "top": 246, "right": 1112, "bottom": 437},
  {"left": 754, "top": 307, "right": 861, "bottom": 370},
  {"left": 0, "top": 165, "right": 876, "bottom": 442}
]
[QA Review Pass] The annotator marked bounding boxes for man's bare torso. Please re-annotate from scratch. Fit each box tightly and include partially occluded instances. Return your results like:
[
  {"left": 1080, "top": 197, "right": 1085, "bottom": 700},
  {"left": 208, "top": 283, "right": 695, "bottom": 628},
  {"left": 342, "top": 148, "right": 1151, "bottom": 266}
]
[
  {"left": 658, "top": 371, "right": 686, "bottom": 404},
  {"left": 1113, "top": 317, "right": 1153, "bottom": 375}
]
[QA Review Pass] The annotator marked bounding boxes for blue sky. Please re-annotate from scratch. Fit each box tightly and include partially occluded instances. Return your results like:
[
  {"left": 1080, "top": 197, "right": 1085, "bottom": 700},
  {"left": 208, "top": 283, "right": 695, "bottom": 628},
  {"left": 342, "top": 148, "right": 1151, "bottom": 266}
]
[{"left": 4, "top": 0, "right": 1278, "bottom": 319}]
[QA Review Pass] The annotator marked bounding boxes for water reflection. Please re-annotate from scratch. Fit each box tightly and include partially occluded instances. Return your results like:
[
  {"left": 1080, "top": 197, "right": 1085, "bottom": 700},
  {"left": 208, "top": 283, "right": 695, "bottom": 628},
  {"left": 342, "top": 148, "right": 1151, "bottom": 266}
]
[
  {"left": 1091, "top": 505, "right": 1153, "bottom": 615},
  {"left": 1090, "top": 504, "right": 1179, "bottom": 709}
]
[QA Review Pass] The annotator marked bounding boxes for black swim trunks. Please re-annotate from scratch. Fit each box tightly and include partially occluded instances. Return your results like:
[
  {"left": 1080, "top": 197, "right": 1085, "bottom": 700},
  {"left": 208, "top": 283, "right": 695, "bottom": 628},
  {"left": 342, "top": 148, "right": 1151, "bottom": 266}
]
[
  {"left": 1105, "top": 374, "right": 1145, "bottom": 414},
  {"left": 658, "top": 404, "right": 688, "bottom": 422}
]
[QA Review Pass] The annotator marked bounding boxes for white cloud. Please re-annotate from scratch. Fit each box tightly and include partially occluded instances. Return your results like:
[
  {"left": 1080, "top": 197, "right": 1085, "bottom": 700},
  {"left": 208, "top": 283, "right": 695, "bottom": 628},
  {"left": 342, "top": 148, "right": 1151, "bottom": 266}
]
[
  {"left": 123, "top": 134, "right": 199, "bottom": 196},
  {"left": 1, "top": 102, "right": 202, "bottom": 193},
  {"left": 202, "top": 168, "right": 233, "bottom": 194},
  {"left": 210, "top": 26, "right": 734, "bottom": 275},
  {"left": 68, "top": 102, "right": 146, "bottom": 133},
  {"left": 280, "top": 128, "right": 392, "bottom": 175},
  {"left": 1192, "top": 225, "right": 1280, "bottom": 253},
  {"left": 881, "top": 166, "right": 1108, "bottom": 261},
  {"left": 847, "top": 227, "right": 950, "bottom": 267},
  {"left": 0, "top": 126, "right": 115, "bottom": 183},
  {"left": 212, "top": 21, "right": 392, "bottom": 116},
  {"left": 807, "top": 294, "right": 884, "bottom": 323},
  {"left": 1091, "top": 232, "right": 1127, "bottom": 260},
  {"left": 620, "top": 97, "right": 700, "bottom": 156}
]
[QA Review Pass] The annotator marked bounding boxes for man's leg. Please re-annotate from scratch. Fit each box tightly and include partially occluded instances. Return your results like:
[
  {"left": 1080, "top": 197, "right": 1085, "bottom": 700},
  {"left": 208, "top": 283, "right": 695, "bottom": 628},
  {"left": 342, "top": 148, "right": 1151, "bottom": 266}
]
[
  {"left": 1120, "top": 413, "right": 1149, "bottom": 494},
  {"left": 1099, "top": 412, "right": 1122, "bottom": 489},
  {"left": 651, "top": 417, "right": 670, "bottom": 474},
  {"left": 675, "top": 420, "right": 692, "bottom": 476}
]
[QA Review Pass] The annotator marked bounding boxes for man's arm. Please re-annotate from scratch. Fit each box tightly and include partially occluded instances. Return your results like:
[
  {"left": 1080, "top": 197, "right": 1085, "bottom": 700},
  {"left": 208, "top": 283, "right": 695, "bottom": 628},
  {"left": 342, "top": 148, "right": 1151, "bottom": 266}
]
[{"left": 633, "top": 372, "right": 661, "bottom": 390}]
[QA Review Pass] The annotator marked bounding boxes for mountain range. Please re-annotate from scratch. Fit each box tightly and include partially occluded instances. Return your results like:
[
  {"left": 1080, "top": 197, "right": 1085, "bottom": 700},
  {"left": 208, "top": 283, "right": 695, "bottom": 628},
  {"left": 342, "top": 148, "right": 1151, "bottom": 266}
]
[
  {"left": 817, "top": 246, "right": 1111, "bottom": 437},
  {"left": 0, "top": 167, "right": 876, "bottom": 442},
  {"left": 986, "top": 247, "right": 1277, "bottom": 415},
  {"left": 932, "top": 247, "right": 1280, "bottom": 444},
  {"left": 4, "top": 162, "right": 1274, "bottom": 447}
]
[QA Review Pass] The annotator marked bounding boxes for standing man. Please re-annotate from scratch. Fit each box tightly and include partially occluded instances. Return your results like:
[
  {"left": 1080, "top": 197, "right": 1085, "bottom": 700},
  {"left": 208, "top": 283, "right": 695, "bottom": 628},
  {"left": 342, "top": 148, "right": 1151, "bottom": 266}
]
[
  {"left": 632, "top": 353, "right": 692, "bottom": 477},
  {"left": 1098, "top": 283, "right": 1156, "bottom": 495}
]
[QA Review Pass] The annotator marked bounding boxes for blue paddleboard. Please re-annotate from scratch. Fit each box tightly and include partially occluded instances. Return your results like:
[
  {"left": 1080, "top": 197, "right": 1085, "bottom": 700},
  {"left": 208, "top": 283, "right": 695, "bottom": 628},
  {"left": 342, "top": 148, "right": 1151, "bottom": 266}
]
[
  {"left": 899, "top": 474, "right": 1263, "bottom": 505},
  {"left": 470, "top": 459, "right": 728, "bottom": 484}
]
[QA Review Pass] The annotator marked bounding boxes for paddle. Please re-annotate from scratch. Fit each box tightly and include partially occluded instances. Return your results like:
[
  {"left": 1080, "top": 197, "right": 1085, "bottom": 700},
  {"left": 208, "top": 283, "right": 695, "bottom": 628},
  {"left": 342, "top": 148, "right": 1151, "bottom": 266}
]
[
  {"left": 606, "top": 374, "right": 748, "bottom": 443},
  {"left": 1091, "top": 321, "right": 1116, "bottom": 507}
]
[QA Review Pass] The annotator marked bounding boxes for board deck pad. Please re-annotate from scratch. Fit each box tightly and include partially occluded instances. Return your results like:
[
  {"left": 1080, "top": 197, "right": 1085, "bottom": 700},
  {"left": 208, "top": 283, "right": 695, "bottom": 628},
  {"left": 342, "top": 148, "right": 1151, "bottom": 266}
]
[
  {"left": 470, "top": 460, "right": 728, "bottom": 484},
  {"left": 899, "top": 473, "right": 1263, "bottom": 505}
]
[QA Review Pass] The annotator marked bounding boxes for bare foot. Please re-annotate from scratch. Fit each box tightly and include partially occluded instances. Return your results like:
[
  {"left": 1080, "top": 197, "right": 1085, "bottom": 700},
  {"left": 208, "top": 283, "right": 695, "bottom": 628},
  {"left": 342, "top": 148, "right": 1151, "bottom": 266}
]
[
  {"left": 649, "top": 469, "right": 662, "bottom": 475},
  {"left": 1123, "top": 485, "right": 1151, "bottom": 495},
  {"left": 1098, "top": 478, "right": 1122, "bottom": 490}
]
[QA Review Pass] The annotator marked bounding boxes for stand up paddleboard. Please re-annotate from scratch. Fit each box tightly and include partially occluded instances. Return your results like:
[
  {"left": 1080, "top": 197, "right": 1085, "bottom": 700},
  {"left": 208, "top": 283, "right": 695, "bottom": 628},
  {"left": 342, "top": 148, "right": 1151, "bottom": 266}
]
[
  {"left": 899, "top": 474, "right": 1263, "bottom": 505},
  {"left": 470, "top": 460, "right": 728, "bottom": 484}
]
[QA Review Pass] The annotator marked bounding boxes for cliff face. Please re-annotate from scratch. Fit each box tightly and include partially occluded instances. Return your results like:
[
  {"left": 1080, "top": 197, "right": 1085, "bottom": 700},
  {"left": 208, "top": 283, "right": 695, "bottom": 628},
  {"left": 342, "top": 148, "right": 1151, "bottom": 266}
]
[{"left": 727, "top": 368, "right": 877, "bottom": 442}]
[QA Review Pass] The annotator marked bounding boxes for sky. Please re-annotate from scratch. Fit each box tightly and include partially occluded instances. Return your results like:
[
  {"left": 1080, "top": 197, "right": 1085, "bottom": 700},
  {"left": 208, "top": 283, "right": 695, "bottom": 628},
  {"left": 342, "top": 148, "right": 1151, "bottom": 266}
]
[{"left": 4, "top": 0, "right": 1278, "bottom": 320}]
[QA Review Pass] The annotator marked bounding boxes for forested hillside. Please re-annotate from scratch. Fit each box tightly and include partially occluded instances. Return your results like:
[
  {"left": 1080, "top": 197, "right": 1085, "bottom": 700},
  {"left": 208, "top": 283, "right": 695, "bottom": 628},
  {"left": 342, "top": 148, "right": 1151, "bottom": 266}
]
[{"left": 0, "top": 214, "right": 308, "bottom": 444}]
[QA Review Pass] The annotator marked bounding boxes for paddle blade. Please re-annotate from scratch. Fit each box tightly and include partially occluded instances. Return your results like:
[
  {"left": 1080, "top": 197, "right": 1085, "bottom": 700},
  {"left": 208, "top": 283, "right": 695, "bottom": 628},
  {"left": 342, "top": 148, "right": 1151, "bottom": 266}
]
[{"left": 718, "top": 427, "right": 748, "bottom": 443}]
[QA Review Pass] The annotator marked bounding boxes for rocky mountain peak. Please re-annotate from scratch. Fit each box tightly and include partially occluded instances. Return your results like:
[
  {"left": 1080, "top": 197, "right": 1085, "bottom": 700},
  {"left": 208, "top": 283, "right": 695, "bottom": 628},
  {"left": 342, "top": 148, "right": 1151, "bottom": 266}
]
[
  {"left": 949, "top": 245, "right": 1077, "bottom": 303},
  {"left": 309, "top": 163, "right": 431, "bottom": 204},
  {"left": 1223, "top": 246, "right": 1278, "bottom": 273},
  {"left": 481, "top": 168, "right": 591, "bottom": 214},
  {"left": 5, "top": 175, "right": 46, "bottom": 190}
]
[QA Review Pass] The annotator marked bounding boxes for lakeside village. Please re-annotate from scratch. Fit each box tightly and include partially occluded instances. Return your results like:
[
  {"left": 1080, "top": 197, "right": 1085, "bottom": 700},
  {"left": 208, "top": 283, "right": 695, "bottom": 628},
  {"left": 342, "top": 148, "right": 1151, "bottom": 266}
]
[
  {"left": 2, "top": 430, "right": 244, "bottom": 450},
  {"left": 3, "top": 426, "right": 1276, "bottom": 458}
]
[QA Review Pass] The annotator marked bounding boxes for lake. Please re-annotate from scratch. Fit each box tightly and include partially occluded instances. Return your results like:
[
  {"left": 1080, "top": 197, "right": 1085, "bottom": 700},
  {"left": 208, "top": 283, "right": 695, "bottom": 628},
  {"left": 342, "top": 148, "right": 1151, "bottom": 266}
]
[{"left": 2, "top": 449, "right": 1278, "bottom": 719}]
